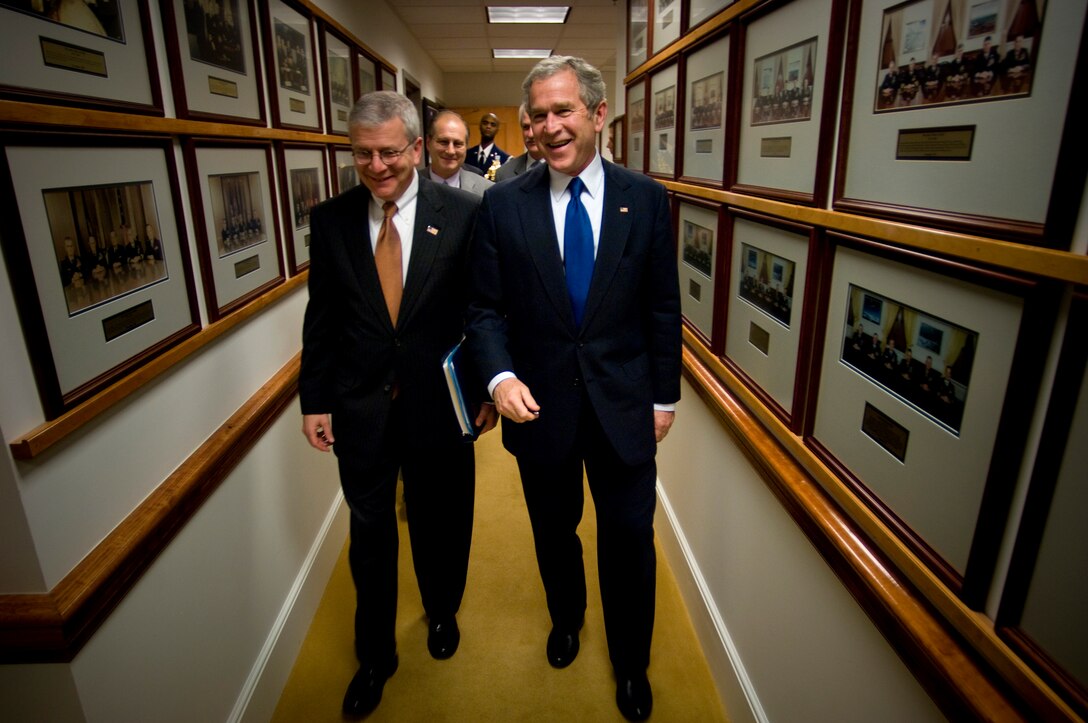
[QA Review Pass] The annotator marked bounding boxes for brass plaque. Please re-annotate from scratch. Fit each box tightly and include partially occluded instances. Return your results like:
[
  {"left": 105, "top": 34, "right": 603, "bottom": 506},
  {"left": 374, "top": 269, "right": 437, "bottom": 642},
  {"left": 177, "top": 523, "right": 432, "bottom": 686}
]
[
  {"left": 688, "top": 279, "right": 701, "bottom": 302},
  {"left": 861, "top": 402, "right": 909, "bottom": 462},
  {"left": 208, "top": 76, "right": 239, "bottom": 98},
  {"left": 695, "top": 139, "right": 713, "bottom": 154},
  {"left": 304, "top": 233, "right": 311, "bottom": 248},
  {"left": 40, "top": 37, "right": 107, "bottom": 77},
  {"left": 896, "top": 126, "right": 975, "bottom": 161},
  {"left": 748, "top": 321, "right": 770, "bottom": 355},
  {"left": 102, "top": 300, "right": 154, "bottom": 342},
  {"left": 760, "top": 137, "right": 791, "bottom": 158},
  {"left": 337, "top": 109, "right": 348, "bottom": 122},
  {"left": 234, "top": 254, "right": 261, "bottom": 278},
  {"left": 289, "top": 98, "right": 306, "bottom": 114}
]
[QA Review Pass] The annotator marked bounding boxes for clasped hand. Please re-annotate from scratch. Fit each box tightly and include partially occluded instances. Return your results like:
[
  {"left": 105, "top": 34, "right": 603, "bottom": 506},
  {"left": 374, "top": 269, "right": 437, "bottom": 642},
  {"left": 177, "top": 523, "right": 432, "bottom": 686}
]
[{"left": 492, "top": 378, "right": 541, "bottom": 422}]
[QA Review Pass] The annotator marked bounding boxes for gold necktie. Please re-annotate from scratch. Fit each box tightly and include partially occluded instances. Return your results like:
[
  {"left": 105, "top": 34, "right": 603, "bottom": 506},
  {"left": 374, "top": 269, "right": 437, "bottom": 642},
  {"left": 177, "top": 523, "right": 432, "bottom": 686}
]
[{"left": 375, "top": 201, "right": 402, "bottom": 326}]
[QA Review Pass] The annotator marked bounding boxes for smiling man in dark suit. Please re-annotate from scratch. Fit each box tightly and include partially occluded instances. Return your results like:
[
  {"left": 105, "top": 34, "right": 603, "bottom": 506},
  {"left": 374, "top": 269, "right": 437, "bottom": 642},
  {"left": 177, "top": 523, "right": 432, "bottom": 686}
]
[
  {"left": 301, "top": 90, "right": 495, "bottom": 719},
  {"left": 466, "top": 56, "right": 681, "bottom": 721}
]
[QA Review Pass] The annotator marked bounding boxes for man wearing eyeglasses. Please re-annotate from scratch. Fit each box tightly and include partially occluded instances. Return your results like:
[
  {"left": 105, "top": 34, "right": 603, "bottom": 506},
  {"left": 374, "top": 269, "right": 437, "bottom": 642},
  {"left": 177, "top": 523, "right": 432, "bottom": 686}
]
[
  {"left": 466, "top": 57, "right": 681, "bottom": 721},
  {"left": 300, "top": 90, "right": 496, "bottom": 719},
  {"left": 426, "top": 110, "right": 493, "bottom": 196}
]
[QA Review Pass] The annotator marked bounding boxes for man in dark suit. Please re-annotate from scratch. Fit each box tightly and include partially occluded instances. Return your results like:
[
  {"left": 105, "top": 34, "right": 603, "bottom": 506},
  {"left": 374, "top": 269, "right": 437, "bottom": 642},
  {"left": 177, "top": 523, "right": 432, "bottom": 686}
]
[
  {"left": 300, "top": 90, "right": 495, "bottom": 719},
  {"left": 466, "top": 56, "right": 681, "bottom": 721},
  {"left": 495, "top": 103, "right": 546, "bottom": 182},
  {"left": 464, "top": 112, "right": 510, "bottom": 176}
]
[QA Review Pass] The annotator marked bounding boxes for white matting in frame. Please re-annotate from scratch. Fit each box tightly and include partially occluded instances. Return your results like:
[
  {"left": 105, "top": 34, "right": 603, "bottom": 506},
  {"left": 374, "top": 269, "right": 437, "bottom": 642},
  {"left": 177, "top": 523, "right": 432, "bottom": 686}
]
[
  {"left": 689, "top": 0, "right": 735, "bottom": 28},
  {"left": 838, "top": 0, "right": 1084, "bottom": 229},
  {"left": 264, "top": 0, "right": 320, "bottom": 131},
  {"left": 683, "top": 33, "right": 730, "bottom": 183},
  {"left": 649, "top": 64, "right": 678, "bottom": 176},
  {"left": 812, "top": 243, "right": 1023, "bottom": 575},
  {"left": 626, "top": 81, "right": 646, "bottom": 172},
  {"left": 736, "top": 0, "right": 835, "bottom": 197},
  {"left": 725, "top": 216, "right": 810, "bottom": 415},
  {"left": 322, "top": 26, "right": 352, "bottom": 135},
  {"left": 281, "top": 145, "right": 328, "bottom": 274},
  {"left": 0, "top": 0, "right": 159, "bottom": 112},
  {"left": 4, "top": 142, "right": 195, "bottom": 401},
  {"left": 676, "top": 201, "right": 718, "bottom": 338},
  {"left": 163, "top": 0, "right": 263, "bottom": 123},
  {"left": 191, "top": 144, "right": 283, "bottom": 316},
  {"left": 653, "top": 0, "right": 681, "bottom": 55},
  {"left": 332, "top": 147, "right": 359, "bottom": 195}
]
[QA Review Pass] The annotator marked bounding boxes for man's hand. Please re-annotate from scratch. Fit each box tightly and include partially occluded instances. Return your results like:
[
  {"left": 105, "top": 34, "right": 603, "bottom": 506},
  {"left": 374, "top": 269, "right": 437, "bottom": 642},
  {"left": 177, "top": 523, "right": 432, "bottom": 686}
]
[
  {"left": 654, "top": 410, "right": 675, "bottom": 443},
  {"left": 303, "top": 413, "right": 334, "bottom": 452},
  {"left": 475, "top": 403, "right": 499, "bottom": 435},
  {"left": 492, "top": 378, "right": 540, "bottom": 422}
]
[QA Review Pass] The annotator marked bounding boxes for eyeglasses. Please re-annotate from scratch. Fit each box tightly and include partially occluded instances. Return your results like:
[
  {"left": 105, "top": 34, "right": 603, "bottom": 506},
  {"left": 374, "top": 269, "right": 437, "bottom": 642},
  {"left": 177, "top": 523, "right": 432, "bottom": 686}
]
[{"left": 352, "top": 140, "right": 414, "bottom": 166}]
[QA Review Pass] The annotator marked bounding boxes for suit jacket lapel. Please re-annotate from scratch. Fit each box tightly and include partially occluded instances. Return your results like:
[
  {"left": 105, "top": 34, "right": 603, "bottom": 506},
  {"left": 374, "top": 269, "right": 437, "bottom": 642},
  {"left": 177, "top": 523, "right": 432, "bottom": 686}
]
[
  {"left": 398, "top": 179, "right": 442, "bottom": 327},
  {"left": 521, "top": 170, "right": 573, "bottom": 324},
  {"left": 580, "top": 161, "right": 631, "bottom": 330},
  {"left": 340, "top": 187, "right": 393, "bottom": 327}
]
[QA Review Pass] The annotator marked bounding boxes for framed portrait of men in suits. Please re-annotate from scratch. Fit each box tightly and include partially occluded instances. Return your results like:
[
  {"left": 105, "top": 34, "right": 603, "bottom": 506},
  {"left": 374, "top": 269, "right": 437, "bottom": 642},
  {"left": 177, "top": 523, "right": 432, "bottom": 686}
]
[
  {"left": 319, "top": 21, "right": 353, "bottom": 136},
  {"left": 276, "top": 142, "right": 329, "bottom": 275},
  {"left": 260, "top": 0, "right": 321, "bottom": 132}
]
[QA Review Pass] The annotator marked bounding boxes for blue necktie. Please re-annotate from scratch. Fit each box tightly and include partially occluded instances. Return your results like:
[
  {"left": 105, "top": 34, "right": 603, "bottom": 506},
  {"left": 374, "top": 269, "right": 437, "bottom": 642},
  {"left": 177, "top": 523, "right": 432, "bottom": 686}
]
[{"left": 564, "top": 176, "right": 594, "bottom": 325}]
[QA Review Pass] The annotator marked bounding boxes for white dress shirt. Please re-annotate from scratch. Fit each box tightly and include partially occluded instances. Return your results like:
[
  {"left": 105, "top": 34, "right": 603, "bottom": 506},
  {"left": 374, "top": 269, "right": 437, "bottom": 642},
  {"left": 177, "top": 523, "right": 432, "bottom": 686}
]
[{"left": 367, "top": 173, "right": 418, "bottom": 284}]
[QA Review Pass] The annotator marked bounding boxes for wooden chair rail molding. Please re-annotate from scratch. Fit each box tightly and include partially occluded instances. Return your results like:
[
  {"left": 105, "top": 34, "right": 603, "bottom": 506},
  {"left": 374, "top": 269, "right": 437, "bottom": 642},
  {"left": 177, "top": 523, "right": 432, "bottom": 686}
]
[
  {"left": 8, "top": 274, "right": 307, "bottom": 460},
  {"left": 681, "top": 331, "right": 1079, "bottom": 721},
  {"left": 0, "top": 353, "right": 301, "bottom": 663}
]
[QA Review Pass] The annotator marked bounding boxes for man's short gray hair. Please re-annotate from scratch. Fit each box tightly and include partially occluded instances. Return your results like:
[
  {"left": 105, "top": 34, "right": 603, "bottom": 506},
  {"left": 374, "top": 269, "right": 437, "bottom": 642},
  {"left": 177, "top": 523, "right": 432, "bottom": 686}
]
[
  {"left": 521, "top": 56, "right": 606, "bottom": 112},
  {"left": 348, "top": 91, "right": 421, "bottom": 141}
]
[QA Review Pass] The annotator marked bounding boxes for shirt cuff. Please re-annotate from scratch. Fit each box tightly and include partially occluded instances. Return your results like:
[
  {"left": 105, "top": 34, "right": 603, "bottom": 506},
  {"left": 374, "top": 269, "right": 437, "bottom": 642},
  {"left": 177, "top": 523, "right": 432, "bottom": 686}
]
[
  {"left": 487, "top": 371, "right": 517, "bottom": 398},
  {"left": 654, "top": 403, "right": 676, "bottom": 413}
]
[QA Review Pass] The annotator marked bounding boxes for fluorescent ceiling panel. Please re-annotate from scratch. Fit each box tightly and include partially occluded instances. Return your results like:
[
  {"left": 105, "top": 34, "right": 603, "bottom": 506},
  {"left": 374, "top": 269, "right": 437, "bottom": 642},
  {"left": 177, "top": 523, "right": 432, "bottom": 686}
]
[{"left": 487, "top": 6, "right": 570, "bottom": 24}]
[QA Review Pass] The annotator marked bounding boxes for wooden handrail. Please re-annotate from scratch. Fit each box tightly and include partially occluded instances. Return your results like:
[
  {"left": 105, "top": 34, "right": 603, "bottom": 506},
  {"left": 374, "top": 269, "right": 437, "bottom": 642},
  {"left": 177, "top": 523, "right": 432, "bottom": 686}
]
[{"left": 0, "top": 354, "right": 301, "bottom": 662}]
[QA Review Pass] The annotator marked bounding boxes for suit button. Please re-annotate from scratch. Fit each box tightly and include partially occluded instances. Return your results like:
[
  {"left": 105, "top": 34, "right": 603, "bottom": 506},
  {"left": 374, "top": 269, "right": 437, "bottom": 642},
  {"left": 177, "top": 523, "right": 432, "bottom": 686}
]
[
  {"left": 573, "top": 377, "right": 581, "bottom": 387},
  {"left": 383, "top": 384, "right": 393, "bottom": 393}
]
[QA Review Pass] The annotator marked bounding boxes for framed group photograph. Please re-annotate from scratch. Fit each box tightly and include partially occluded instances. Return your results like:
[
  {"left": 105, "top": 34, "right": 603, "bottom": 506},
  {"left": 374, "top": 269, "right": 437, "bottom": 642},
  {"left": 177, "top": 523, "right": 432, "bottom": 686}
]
[
  {"left": 0, "top": 134, "right": 199, "bottom": 419},
  {"left": 649, "top": 64, "right": 679, "bottom": 177},
  {"left": 160, "top": 0, "right": 265, "bottom": 125},
  {"left": 653, "top": 0, "right": 681, "bottom": 55},
  {"left": 807, "top": 234, "right": 1041, "bottom": 598},
  {"left": 734, "top": 0, "right": 847, "bottom": 205},
  {"left": 330, "top": 145, "right": 359, "bottom": 195},
  {"left": 260, "top": 0, "right": 320, "bottom": 132},
  {"left": 276, "top": 142, "right": 328, "bottom": 274},
  {"left": 628, "top": 0, "right": 648, "bottom": 73},
  {"left": 834, "top": 0, "right": 1085, "bottom": 245},
  {"left": 183, "top": 138, "right": 285, "bottom": 321},
  {"left": 626, "top": 79, "right": 647, "bottom": 172},
  {"left": 0, "top": 0, "right": 162, "bottom": 114},
  {"left": 681, "top": 31, "right": 730, "bottom": 184},
  {"left": 676, "top": 197, "right": 720, "bottom": 343},
  {"left": 319, "top": 22, "right": 353, "bottom": 135},
  {"left": 723, "top": 211, "right": 815, "bottom": 426}
]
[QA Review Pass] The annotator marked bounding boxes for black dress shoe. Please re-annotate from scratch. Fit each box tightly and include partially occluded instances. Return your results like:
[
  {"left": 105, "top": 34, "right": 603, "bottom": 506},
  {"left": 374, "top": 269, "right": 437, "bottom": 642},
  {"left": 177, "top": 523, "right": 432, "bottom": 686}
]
[
  {"left": 616, "top": 672, "right": 653, "bottom": 721},
  {"left": 427, "top": 617, "right": 460, "bottom": 660},
  {"left": 546, "top": 625, "right": 581, "bottom": 668},
  {"left": 342, "top": 655, "right": 398, "bottom": 719}
]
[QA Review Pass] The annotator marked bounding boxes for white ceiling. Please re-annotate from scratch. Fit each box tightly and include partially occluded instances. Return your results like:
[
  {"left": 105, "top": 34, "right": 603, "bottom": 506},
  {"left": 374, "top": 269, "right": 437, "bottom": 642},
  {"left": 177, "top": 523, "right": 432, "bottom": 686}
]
[{"left": 387, "top": 0, "right": 622, "bottom": 74}]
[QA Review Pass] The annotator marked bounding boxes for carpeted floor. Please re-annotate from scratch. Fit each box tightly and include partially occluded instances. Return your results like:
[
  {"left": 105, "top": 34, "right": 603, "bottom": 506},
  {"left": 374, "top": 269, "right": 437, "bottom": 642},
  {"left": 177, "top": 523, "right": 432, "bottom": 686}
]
[{"left": 271, "top": 428, "right": 727, "bottom": 722}]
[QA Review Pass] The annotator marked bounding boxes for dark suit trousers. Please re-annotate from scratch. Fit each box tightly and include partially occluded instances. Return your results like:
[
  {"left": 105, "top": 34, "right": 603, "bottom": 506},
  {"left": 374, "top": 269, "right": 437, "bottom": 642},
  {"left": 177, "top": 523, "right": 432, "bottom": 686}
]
[
  {"left": 336, "top": 400, "right": 475, "bottom": 666},
  {"left": 516, "top": 397, "right": 658, "bottom": 674}
]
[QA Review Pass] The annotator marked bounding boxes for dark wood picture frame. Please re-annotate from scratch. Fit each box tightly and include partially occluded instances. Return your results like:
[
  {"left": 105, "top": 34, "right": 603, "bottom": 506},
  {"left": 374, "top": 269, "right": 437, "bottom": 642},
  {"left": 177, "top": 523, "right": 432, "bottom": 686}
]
[
  {"left": 329, "top": 144, "right": 359, "bottom": 196},
  {"left": 625, "top": 76, "right": 649, "bottom": 173},
  {"left": 647, "top": 60, "right": 681, "bottom": 179},
  {"left": 259, "top": 0, "right": 321, "bottom": 132},
  {"left": 0, "top": 132, "right": 200, "bottom": 419},
  {"left": 159, "top": 0, "right": 266, "bottom": 125},
  {"left": 275, "top": 141, "right": 329, "bottom": 275},
  {"left": 318, "top": 20, "right": 354, "bottom": 136},
  {"left": 610, "top": 115, "right": 626, "bottom": 165},
  {"left": 628, "top": 0, "right": 650, "bottom": 74},
  {"left": 679, "top": 25, "right": 735, "bottom": 187},
  {"left": 674, "top": 194, "right": 723, "bottom": 348}
]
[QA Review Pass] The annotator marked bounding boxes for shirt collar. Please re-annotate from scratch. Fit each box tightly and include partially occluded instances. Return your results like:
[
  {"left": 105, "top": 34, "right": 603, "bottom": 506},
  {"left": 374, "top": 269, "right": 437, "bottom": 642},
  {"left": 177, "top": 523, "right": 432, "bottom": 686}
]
[
  {"left": 548, "top": 151, "right": 603, "bottom": 201},
  {"left": 371, "top": 171, "right": 419, "bottom": 217},
  {"left": 428, "top": 168, "right": 459, "bottom": 187}
]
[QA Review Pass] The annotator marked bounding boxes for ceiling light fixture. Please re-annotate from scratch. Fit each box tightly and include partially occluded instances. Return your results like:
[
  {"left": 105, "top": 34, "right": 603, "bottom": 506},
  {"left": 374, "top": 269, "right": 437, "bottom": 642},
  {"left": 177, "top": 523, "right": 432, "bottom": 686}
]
[
  {"left": 487, "top": 6, "right": 571, "bottom": 24},
  {"left": 492, "top": 48, "right": 554, "bottom": 58}
]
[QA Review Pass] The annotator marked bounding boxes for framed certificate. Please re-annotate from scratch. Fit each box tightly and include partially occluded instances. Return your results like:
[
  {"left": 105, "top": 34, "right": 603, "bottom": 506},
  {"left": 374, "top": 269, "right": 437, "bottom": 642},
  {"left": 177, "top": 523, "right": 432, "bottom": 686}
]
[{"left": 0, "top": 133, "right": 199, "bottom": 418}]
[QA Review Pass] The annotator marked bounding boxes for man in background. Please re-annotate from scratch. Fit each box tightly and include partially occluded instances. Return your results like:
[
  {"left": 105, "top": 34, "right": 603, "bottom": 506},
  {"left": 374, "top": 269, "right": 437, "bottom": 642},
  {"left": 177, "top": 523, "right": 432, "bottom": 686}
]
[
  {"left": 427, "top": 110, "right": 493, "bottom": 196},
  {"left": 495, "top": 103, "right": 546, "bottom": 182},
  {"left": 301, "top": 90, "right": 495, "bottom": 719},
  {"left": 465, "top": 111, "right": 510, "bottom": 175}
]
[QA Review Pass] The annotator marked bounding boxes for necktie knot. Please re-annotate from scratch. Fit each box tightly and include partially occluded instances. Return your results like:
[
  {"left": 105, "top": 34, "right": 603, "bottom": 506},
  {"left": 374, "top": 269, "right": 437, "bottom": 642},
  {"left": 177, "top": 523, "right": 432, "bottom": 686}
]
[
  {"left": 568, "top": 176, "right": 585, "bottom": 200},
  {"left": 382, "top": 201, "right": 397, "bottom": 220}
]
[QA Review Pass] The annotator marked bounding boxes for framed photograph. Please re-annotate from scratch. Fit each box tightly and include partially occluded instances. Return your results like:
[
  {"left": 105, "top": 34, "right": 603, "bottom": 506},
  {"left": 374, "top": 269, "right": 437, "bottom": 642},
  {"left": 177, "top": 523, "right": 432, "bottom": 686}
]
[
  {"left": 734, "top": 0, "right": 847, "bottom": 205},
  {"left": 160, "top": 0, "right": 265, "bottom": 125},
  {"left": 319, "top": 22, "right": 353, "bottom": 135},
  {"left": 260, "top": 0, "right": 320, "bottom": 132},
  {"left": 276, "top": 142, "right": 328, "bottom": 275},
  {"left": 689, "top": 0, "right": 735, "bottom": 29},
  {"left": 682, "top": 30, "right": 730, "bottom": 184},
  {"left": 653, "top": 0, "right": 681, "bottom": 55},
  {"left": 649, "top": 63, "right": 679, "bottom": 177},
  {"left": 0, "top": 134, "right": 199, "bottom": 419},
  {"left": 834, "top": 0, "right": 1085, "bottom": 246},
  {"left": 183, "top": 138, "right": 284, "bottom": 321},
  {"left": 723, "top": 211, "right": 815, "bottom": 427},
  {"left": 0, "top": 0, "right": 162, "bottom": 114},
  {"left": 676, "top": 197, "right": 720, "bottom": 344},
  {"left": 356, "top": 51, "right": 377, "bottom": 98},
  {"left": 610, "top": 115, "right": 625, "bottom": 165},
  {"left": 807, "top": 234, "right": 1045, "bottom": 600},
  {"left": 380, "top": 65, "right": 396, "bottom": 92},
  {"left": 996, "top": 294, "right": 1088, "bottom": 718},
  {"left": 626, "top": 79, "right": 647, "bottom": 173},
  {"left": 628, "top": 0, "right": 648, "bottom": 73},
  {"left": 330, "top": 145, "right": 359, "bottom": 195}
]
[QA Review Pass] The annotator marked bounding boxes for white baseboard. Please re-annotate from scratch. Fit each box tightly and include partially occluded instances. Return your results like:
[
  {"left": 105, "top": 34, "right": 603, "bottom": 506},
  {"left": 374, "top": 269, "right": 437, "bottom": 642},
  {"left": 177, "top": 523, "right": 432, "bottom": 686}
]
[
  {"left": 230, "top": 491, "right": 349, "bottom": 723},
  {"left": 655, "top": 482, "right": 768, "bottom": 723}
]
